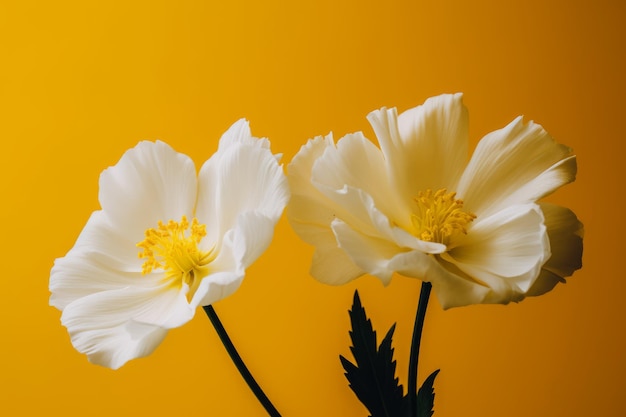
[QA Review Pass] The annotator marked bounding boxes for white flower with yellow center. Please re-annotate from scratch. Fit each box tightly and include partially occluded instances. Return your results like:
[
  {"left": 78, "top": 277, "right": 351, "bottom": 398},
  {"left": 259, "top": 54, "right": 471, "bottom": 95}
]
[
  {"left": 50, "top": 120, "right": 289, "bottom": 369},
  {"left": 288, "top": 94, "right": 583, "bottom": 308}
]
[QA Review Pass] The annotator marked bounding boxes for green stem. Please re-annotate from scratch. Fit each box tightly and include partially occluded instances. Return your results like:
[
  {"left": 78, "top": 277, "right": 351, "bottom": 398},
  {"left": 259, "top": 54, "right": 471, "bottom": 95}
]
[
  {"left": 203, "top": 305, "right": 281, "bottom": 417},
  {"left": 407, "top": 282, "right": 432, "bottom": 416}
]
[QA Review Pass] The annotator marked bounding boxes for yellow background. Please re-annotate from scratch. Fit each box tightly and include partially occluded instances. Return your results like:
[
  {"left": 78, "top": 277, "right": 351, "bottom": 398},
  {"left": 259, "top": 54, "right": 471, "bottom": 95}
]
[{"left": 1, "top": 0, "right": 623, "bottom": 415}]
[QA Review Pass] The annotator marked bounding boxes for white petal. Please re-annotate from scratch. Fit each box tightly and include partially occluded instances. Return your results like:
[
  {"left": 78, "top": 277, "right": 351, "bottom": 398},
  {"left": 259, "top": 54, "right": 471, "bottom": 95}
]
[
  {"left": 61, "top": 285, "right": 194, "bottom": 369},
  {"left": 50, "top": 249, "right": 149, "bottom": 311},
  {"left": 367, "top": 93, "right": 469, "bottom": 198},
  {"left": 83, "top": 321, "right": 167, "bottom": 370},
  {"left": 457, "top": 117, "right": 576, "bottom": 218},
  {"left": 527, "top": 203, "right": 583, "bottom": 296},
  {"left": 443, "top": 204, "right": 550, "bottom": 303},
  {"left": 49, "top": 210, "right": 159, "bottom": 310},
  {"left": 66, "top": 210, "right": 142, "bottom": 271},
  {"left": 229, "top": 211, "right": 277, "bottom": 269},
  {"left": 217, "top": 118, "right": 271, "bottom": 150},
  {"left": 196, "top": 128, "right": 289, "bottom": 246},
  {"left": 190, "top": 270, "right": 244, "bottom": 308},
  {"left": 287, "top": 135, "right": 365, "bottom": 284},
  {"left": 189, "top": 235, "right": 244, "bottom": 308},
  {"left": 98, "top": 140, "right": 198, "bottom": 243}
]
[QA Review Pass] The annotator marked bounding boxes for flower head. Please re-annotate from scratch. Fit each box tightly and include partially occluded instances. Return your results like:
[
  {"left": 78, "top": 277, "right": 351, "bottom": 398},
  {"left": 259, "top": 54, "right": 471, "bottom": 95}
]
[
  {"left": 287, "top": 94, "right": 583, "bottom": 308},
  {"left": 50, "top": 120, "right": 289, "bottom": 369}
]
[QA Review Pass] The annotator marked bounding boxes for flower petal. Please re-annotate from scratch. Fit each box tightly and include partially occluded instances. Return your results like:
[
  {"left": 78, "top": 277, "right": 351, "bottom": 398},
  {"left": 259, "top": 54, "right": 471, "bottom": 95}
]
[
  {"left": 217, "top": 118, "right": 271, "bottom": 150},
  {"left": 231, "top": 211, "right": 277, "bottom": 268},
  {"left": 330, "top": 218, "right": 486, "bottom": 308},
  {"left": 98, "top": 140, "right": 198, "bottom": 243},
  {"left": 190, "top": 270, "right": 244, "bottom": 308},
  {"left": 49, "top": 210, "right": 160, "bottom": 310},
  {"left": 367, "top": 93, "right": 469, "bottom": 198},
  {"left": 394, "top": 252, "right": 490, "bottom": 310},
  {"left": 331, "top": 218, "right": 410, "bottom": 285},
  {"left": 288, "top": 132, "right": 445, "bottom": 286},
  {"left": 443, "top": 204, "right": 550, "bottom": 304},
  {"left": 189, "top": 225, "right": 247, "bottom": 307},
  {"left": 318, "top": 184, "right": 445, "bottom": 254},
  {"left": 65, "top": 211, "right": 142, "bottom": 271},
  {"left": 311, "top": 132, "right": 409, "bottom": 228},
  {"left": 50, "top": 250, "right": 147, "bottom": 311},
  {"left": 287, "top": 135, "right": 364, "bottom": 285},
  {"left": 61, "top": 285, "right": 194, "bottom": 369},
  {"left": 527, "top": 203, "right": 583, "bottom": 296},
  {"left": 190, "top": 211, "right": 281, "bottom": 308},
  {"left": 310, "top": 133, "right": 444, "bottom": 253},
  {"left": 196, "top": 121, "right": 289, "bottom": 246},
  {"left": 457, "top": 117, "right": 576, "bottom": 218}
]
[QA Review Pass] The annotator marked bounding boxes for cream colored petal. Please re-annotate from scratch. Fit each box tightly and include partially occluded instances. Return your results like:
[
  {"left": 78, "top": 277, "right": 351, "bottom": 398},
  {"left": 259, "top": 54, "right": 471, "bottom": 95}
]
[
  {"left": 443, "top": 204, "right": 550, "bottom": 304},
  {"left": 527, "top": 203, "right": 583, "bottom": 297},
  {"left": 457, "top": 117, "right": 576, "bottom": 218},
  {"left": 98, "top": 140, "right": 198, "bottom": 243},
  {"left": 367, "top": 93, "right": 469, "bottom": 199},
  {"left": 330, "top": 218, "right": 487, "bottom": 308},
  {"left": 287, "top": 135, "right": 337, "bottom": 229},
  {"left": 287, "top": 135, "right": 366, "bottom": 284},
  {"left": 420, "top": 259, "right": 492, "bottom": 309},
  {"left": 196, "top": 122, "right": 288, "bottom": 246},
  {"left": 318, "top": 184, "right": 445, "bottom": 254},
  {"left": 309, "top": 240, "right": 365, "bottom": 285},
  {"left": 288, "top": 133, "right": 444, "bottom": 287},
  {"left": 310, "top": 132, "right": 444, "bottom": 253},
  {"left": 311, "top": 132, "right": 410, "bottom": 228},
  {"left": 61, "top": 285, "right": 194, "bottom": 369},
  {"left": 331, "top": 218, "right": 410, "bottom": 285}
]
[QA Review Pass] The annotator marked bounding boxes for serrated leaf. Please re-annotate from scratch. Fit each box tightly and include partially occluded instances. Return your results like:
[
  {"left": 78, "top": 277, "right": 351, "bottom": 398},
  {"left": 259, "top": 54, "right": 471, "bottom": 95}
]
[
  {"left": 402, "top": 369, "right": 440, "bottom": 417},
  {"left": 340, "top": 290, "right": 404, "bottom": 417},
  {"left": 416, "top": 369, "right": 439, "bottom": 417}
]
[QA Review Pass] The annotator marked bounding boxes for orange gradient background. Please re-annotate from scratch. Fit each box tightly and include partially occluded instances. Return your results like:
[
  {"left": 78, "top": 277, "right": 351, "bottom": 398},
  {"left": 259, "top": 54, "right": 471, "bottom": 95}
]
[{"left": 1, "top": 1, "right": 623, "bottom": 416}]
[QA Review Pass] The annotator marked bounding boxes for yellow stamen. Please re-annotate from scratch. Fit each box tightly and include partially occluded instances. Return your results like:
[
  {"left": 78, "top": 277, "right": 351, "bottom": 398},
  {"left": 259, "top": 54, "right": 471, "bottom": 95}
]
[
  {"left": 410, "top": 188, "right": 476, "bottom": 245},
  {"left": 137, "top": 216, "right": 215, "bottom": 293}
]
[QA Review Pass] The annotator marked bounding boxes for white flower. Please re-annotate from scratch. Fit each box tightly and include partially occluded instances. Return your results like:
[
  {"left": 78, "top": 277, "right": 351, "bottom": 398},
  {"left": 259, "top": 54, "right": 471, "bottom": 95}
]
[
  {"left": 50, "top": 120, "right": 289, "bottom": 369},
  {"left": 287, "top": 93, "right": 583, "bottom": 309}
]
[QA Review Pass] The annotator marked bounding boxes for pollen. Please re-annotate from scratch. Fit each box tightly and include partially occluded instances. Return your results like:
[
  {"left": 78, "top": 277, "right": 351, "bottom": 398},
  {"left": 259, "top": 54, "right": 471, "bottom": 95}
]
[
  {"left": 410, "top": 188, "right": 476, "bottom": 246},
  {"left": 137, "top": 216, "right": 215, "bottom": 290}
]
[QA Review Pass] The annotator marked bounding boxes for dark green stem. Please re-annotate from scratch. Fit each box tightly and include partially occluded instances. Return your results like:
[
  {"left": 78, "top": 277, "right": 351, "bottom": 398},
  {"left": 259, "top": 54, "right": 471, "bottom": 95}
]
[
  {"left": 407, "top": 282, "right": 432, "bottom": 416},
  {"left": 203, "top": 305, "right": 281, "bottom": 417}
]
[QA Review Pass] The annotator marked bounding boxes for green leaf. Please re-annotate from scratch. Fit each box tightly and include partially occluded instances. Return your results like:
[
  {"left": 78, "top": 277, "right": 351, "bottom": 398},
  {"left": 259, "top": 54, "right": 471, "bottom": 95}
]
[
  {"left": 416, "top": 369, "right": 440, "bottom": 417},
  {"left": 402, "top": 369, "right": 440, "bottom": 417},
  {"left": 340, "top": 290, "right": 404, "bottom": 417}
]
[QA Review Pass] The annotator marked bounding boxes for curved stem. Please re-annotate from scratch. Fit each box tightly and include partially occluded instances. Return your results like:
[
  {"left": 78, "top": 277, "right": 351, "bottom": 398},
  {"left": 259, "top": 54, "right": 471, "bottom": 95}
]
[
  {"left": 203, "top": 305, "right": 282, "bottom": 417},
  {"left": 407, "top": 282, "right": 432, "bottom": 417}
]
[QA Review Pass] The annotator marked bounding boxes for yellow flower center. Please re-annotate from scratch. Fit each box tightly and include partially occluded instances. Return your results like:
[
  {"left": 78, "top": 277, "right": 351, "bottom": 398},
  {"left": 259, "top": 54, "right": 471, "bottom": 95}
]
[
  {"left": 137, "top": 216, "right": 215, "bottom": 291},
  {"left": 410, "top": 188, "right": 476, "bottom": 246}
]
